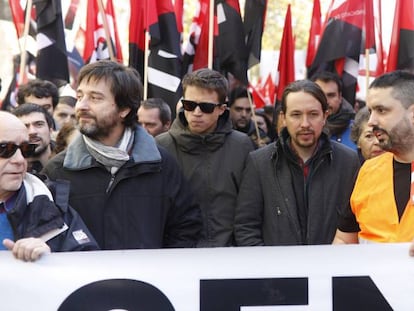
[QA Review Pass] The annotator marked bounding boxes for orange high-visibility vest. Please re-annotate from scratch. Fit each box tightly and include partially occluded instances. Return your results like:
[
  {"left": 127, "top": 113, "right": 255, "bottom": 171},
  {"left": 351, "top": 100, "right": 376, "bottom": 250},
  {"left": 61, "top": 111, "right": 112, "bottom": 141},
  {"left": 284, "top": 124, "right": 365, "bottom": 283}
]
[{"left": 351, "top": 152, "right": 414, "bottom": 243}]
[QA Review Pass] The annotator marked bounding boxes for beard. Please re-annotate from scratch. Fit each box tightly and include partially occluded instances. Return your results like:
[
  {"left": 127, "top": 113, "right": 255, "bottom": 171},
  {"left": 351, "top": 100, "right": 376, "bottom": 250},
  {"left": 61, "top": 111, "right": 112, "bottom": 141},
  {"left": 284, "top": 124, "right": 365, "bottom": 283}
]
[
  {"left": 33, "top": 143, "right": 49, "bottom": 156},
  {"left": 373, "top": 117, "right": 414, "bottom": 154},
  {"left": 77, "top": 112, "right": 119, "bottom": 140},
  {"left": 292, "top": 130, "right": 317, "bottom": 149}
]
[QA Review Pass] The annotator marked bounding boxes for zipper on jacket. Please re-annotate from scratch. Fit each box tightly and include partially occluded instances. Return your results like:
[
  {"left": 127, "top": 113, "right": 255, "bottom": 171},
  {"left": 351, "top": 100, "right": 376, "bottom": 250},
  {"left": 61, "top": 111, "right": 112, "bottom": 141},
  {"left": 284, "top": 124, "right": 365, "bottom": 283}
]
[
  {"left": 275, "top": 206, "right": 282, "bottom": 216},
  {"left": 106, "top": 174, "right": 115, "bottom": 193}
]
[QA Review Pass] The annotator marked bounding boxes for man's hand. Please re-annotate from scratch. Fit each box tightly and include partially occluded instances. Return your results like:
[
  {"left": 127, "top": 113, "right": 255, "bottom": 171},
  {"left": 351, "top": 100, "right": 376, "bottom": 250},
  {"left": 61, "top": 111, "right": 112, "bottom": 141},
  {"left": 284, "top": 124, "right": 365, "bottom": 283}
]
[{"left": 3, "top": 238, "right": 51, "bottom": 262}]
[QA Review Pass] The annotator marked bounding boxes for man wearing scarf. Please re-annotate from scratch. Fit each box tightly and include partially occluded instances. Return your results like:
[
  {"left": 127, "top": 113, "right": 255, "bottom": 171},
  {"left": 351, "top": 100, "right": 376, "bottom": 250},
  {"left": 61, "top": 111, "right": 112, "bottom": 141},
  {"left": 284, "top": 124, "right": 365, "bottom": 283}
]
[
  {"left": 311, "top": 71, "right": 357, "bottom": 151},
  {"left": 43, "top": 60, "right": 202, "bottom": 250}
]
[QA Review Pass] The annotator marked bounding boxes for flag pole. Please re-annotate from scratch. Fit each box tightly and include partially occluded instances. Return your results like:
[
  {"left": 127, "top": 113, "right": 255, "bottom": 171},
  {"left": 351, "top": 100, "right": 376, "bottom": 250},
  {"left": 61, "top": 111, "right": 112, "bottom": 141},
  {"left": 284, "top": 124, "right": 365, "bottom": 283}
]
[
  {"left": 97, "top": 0, "right": 115, "bottom": 61},
  {"left": 143, "top": 0, "right": 150, "bottom": 100},
  {"left": 208, "top": 0, "right": 214, "bottom": 69},
  {"left": 365, "top": 48, "right": 370, "bottom": 96},
  {"left": 19, "top": 0, "right": 33, "bottom": 86},
  {"left": 143, "top": 31, "right": 150, "bottom": 100},
  {"left": 247, "top": 85, "right": 262, "bottom": 146}
]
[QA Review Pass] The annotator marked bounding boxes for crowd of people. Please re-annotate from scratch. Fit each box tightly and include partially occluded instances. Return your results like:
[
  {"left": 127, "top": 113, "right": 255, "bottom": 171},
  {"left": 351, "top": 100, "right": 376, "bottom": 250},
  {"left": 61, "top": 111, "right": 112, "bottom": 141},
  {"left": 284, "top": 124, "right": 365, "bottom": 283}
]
[{"left": 1, "top": 59, "right": 414, "bottom": 261}]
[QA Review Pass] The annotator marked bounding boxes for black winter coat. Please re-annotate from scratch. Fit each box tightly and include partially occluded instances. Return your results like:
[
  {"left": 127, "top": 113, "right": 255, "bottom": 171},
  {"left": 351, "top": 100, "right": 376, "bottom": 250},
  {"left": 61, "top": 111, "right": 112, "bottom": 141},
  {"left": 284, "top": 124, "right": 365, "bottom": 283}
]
[
  {"left": 235, "top": 129, "right": 360, "bottom": 245},
  {"left": 43, "top": 126, "right": 202, "bottom": 250},
  {"left": 156, "top": 109, "right": 254, "bottom": 247}
]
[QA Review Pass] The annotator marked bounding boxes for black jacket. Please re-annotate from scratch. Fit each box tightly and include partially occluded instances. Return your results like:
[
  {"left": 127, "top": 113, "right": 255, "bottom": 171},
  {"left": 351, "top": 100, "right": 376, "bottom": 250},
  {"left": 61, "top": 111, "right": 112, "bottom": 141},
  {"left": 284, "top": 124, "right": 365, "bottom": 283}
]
[
  {"left": 156, "top": 109, "right": 254, "bottom": 247},
  {"left": 7, "top": 173, "right": 98, "bottom": 252},
  {"left": 43, "top": 126, "right": 202, "bottom": 250},
  {"left": 235, "top": 129, "right": 360, "bottom": 245}
]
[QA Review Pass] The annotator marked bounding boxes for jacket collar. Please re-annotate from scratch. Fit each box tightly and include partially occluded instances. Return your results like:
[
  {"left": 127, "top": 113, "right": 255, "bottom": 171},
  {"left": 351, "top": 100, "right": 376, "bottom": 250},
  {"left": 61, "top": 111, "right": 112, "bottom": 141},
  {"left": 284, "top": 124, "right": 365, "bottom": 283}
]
[{"left": 63, "top": 126, "right": 161, "bottom": 169}]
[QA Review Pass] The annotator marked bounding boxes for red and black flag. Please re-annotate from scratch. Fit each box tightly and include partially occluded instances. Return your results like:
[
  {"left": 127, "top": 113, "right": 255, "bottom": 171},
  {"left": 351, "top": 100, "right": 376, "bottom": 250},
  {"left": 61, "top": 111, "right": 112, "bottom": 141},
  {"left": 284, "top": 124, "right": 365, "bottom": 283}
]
[
  {"left": 183, "top": 0, "right": 248, "bottom": 85},
  {"left": 386, "top": 0, "right": 414, "bottom": 72},
  {"left": 276, "top": 4, "right": 295, "bottom": 103},
  {"left": 244, "top": 0, "right": 267, "bottom": 69},
  {"left": 307, "top": 0, "right": 364, "bottom": 105},
  {"left": 216, "top": 0, "right": 248, "bottom": 84},
  {"left": 34, "top": 0, "right": 69, "bottom": 85},
  {"left": 129, "top": 0, "right": 183, "bottom": 118}
]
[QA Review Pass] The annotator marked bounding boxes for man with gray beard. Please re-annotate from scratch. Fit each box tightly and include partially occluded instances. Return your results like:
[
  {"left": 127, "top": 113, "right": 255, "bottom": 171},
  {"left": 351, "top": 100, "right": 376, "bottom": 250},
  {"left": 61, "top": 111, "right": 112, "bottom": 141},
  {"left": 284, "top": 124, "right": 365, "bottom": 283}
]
[{"left": 334, "top": 70, "right": 414, "bottom": 244}]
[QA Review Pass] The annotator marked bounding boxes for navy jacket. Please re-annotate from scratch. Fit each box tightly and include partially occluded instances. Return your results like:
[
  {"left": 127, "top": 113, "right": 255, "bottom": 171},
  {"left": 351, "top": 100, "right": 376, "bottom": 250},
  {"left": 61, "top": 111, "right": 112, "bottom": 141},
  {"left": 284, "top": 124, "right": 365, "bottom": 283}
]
[{"left": 7, "top": 173, "right": 98, "bottom": 252}]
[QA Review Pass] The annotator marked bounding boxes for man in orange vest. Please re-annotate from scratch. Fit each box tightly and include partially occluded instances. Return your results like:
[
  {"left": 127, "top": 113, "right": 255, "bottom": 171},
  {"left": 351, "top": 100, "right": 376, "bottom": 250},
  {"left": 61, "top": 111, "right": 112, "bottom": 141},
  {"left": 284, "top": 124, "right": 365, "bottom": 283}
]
[{"left": 334, "top": 70, "right": 414, "bottom": 244}]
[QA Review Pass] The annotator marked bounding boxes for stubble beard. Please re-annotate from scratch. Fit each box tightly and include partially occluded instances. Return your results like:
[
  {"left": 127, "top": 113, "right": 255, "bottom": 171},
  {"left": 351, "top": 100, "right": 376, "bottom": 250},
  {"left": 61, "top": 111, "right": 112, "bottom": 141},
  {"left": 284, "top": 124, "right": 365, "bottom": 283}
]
[{"left": 375, "top": 118, "right": 414, "bottom": 155}]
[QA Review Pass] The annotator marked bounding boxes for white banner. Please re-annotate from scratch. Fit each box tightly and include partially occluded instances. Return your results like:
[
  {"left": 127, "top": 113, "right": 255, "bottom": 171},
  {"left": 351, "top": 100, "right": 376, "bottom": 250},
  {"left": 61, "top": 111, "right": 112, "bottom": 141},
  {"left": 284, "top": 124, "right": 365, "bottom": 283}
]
[{"left": 1, "top": 243, "right": 413, "bottom": 310}]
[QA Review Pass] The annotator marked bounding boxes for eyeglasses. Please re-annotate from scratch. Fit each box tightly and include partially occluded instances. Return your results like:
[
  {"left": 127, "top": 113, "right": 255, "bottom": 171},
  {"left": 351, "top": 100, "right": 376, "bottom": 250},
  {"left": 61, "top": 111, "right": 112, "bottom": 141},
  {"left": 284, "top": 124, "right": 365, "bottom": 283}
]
[
  {"left": 0, "top": 142, "right": 37, "bottom": 159},
  {"left": 181, "top": 99, "right": 222, "bottom": 114}
]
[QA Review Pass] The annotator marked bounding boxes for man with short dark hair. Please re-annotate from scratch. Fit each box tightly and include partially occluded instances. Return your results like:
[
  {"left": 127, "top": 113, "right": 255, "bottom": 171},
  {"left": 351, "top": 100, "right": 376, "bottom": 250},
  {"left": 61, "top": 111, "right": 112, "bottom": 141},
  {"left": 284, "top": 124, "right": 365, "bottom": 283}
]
[
  {"left": 43, "top": 60, "right": 201, "bottom": 250},
  {"left": 157, "top": 68, "right": 254, "bottom": 247},
  {"left": 138, "top": 98, "right": 172, "bottom": 137},
  {"left": 17, "top": 79, "right": 59, "bottom": 116},
  {"left": 310, "top": 71, "right": 356, "bottom": 150},
  {"left": 54, "top": 86, "right": 77, "bottom": 130},
  {"left": 228, "top": 86, "right": 268, "bottom": 147},
  {"left": 13, "top": 103, "right": 54, "bottom": 174}
]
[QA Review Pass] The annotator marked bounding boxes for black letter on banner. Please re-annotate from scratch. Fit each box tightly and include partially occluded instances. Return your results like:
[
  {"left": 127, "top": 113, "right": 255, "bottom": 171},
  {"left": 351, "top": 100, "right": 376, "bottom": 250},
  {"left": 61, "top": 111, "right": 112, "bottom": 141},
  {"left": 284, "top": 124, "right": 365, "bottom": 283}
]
[
  {"left": 58, "top": 279, "right": 175, "bottom": 311},
  {"left": 333, "top": 276, "right": 393, "bottom": 311},
  {"left": 200, "top": 278, "right": 308, "bottom": 311}
]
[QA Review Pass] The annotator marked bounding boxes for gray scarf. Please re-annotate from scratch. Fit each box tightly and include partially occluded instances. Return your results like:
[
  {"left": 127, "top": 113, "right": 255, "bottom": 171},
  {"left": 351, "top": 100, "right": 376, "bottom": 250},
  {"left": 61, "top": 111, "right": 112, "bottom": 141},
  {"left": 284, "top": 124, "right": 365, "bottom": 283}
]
[{"left": 83, "top": 127, "right": 134, "bottom": 174}]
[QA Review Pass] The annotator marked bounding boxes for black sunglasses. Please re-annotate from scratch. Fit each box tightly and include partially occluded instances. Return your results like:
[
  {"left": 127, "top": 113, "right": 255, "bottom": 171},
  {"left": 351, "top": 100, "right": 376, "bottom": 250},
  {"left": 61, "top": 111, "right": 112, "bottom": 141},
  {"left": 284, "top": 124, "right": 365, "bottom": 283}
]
[
  {"left": 181, "top": 99, "right": 222, "bottom": 113},
  {"left": 0, "top": 142, "right": 37, "bottom": 159}
]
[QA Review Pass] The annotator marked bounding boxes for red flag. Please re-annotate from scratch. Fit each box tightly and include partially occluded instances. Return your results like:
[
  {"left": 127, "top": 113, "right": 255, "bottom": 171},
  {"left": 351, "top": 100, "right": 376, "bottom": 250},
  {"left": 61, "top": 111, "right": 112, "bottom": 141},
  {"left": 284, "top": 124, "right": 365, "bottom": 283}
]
[
  {"left": 386, "top": 0, "right": 414, "bottom": 72},
  {"left": 364, "top": 0, "right": 375, "bottom": 49},
  {"left": 183, "top": 0, "right": 248, "bottom": 85},
  {"left": 276, "top": 5, "right": 295, "bottom": 102},
  {"left": 8, "top": 0, "right": 37, "bottom": 85},
  {"left": 9, "top": 0, "right": 27, "bottom": 38},
  {"left": 262, "top": 73, "right": 276, "bottom": 105},
  {"left": 182, "top": 0, "right": 212, "bottom": 72},
  {"left": 83, "top": 0, "right": 101, "bottom": 62},
  {"left": 374, "top": 0, "right": 385, "bottom": 75},
  {"left": 249, "top": 84, "right": 266, "bottom": 109},
  {"left": 306, "top": 0, "right": 321, "bottom": 68},
  {"left": 84, "top": 0, "right": 123, "bottom": 63},
  {"left": 308, "top": 0, "right": 364, "bottom": 105},
  {"left": 105, "top": 0, "right": 123, "bottom": 62},
  {"left": 174, "top": 0, "right": 184, "bottom": 34},
  {"left": 244, "top": 0, "right": 267, "bottom": 68},
  {"left": 358, "top": 0, "right": 384, "bottom": 77}
]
